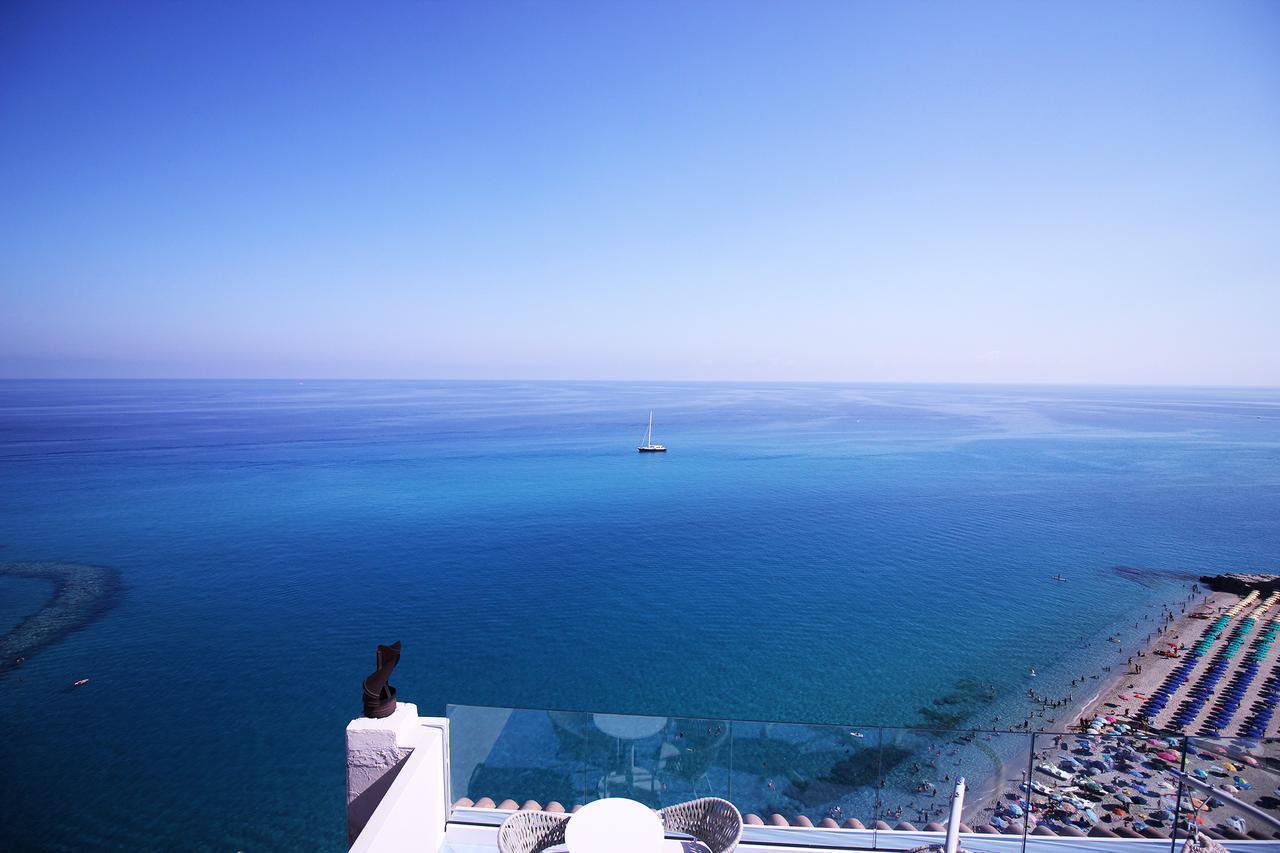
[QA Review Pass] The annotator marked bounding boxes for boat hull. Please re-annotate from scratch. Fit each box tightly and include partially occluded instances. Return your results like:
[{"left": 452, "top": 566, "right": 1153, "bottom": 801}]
[{"left": 637, "top": 446, "right": 666, "bottom": 453}]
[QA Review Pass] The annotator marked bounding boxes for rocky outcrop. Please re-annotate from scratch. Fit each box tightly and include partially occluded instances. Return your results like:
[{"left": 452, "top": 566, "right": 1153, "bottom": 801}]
[{"left": 1201, "top": 573, "right": 1280, "bottom": 595}]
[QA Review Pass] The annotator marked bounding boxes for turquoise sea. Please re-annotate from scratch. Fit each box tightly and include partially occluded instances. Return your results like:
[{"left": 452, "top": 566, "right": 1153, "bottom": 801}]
[{"left": 1, "top": 381, "right": 1278, "bottom": 850}]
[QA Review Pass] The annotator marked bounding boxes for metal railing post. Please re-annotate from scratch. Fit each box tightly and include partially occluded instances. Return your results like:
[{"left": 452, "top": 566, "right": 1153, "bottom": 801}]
[
  {"left": 727, "top": 720, "right": 733, "bottom": 804},
  {"left": 945, "top": 776, "right": 966, "bottom": 853},
  {"left": 1172, "top": 737, "right": 1188, "bottom": 853},
  {"left": 1022, "top": 731, "right": 1037, "bottom": 853}
]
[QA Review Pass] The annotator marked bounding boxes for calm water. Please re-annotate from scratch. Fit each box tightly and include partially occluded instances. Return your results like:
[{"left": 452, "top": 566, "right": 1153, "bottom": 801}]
[{"left": 1, "top": 380, "right": 1278, "bottom": 850}]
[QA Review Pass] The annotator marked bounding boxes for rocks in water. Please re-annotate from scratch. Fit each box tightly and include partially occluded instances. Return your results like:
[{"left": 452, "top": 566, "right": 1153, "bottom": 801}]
[
  {"left": 1201, "top": 573, "right": 1280, "bottom": 595},
  {"left": 0, "top": 561, "right": 124, "bottom": 676}
]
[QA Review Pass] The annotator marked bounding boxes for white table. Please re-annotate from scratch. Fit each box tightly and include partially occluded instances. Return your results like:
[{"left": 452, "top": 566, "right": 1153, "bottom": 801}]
[
  {"left": 565, "top": 797, "right": 663, "bottom": 853},
  {"left": 592, "top": 714, "right": 667, "bottom": 741},
  {"left": 592, "top": 714, "right": 668, "bottom": 796}
]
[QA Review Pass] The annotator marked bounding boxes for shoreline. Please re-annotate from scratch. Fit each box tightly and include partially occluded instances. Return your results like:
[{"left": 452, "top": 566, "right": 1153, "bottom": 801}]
[
  {"left": 961, "top": 583, "right": 1233, "bottom": 825},
  {"left": 1072, "top": 588, "right": 1236, "bottom": 728}
]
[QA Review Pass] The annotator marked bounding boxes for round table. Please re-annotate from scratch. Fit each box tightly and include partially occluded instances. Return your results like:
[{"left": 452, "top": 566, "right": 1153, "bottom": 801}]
[
  {"left": 592, "top": 713, "right": 667, "bottom": 740},
  {"left": 592, "top": 714, "right": 668, "bottom": 796},
  {"left": 565, "top": 797, "right": 663, "bottom": 853}
]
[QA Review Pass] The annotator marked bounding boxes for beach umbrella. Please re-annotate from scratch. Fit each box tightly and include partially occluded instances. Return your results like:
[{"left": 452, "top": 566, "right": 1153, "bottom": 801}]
[{"left": 1156, "top": 751, "right": 1179, "bottom": 762}]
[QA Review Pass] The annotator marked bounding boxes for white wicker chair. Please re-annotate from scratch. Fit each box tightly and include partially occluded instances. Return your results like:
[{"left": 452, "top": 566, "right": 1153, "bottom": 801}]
[
  {"left": 659, "top": 797, "right": 743, "bottom": 853},
  {"left": 496, "top": 810, "right": 569, "bottom": 853}
]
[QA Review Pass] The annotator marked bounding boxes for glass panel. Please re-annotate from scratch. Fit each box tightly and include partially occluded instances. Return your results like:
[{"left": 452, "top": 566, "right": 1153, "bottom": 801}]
[
  {"left": 1022, "top": 728, "right": 1185, "bottom": 840},
  {"left": 446, "top": 704, "right": 1280, "bottom": 850},
  {"left": 1177, "top": 736, "right": 1280, "bottom": 843},
  {"left": 873, "top": 727, "right": 1032, "bottom": 845},
  {"left": 725, "top": 721, "right": 880, "bottom": 828},
  {"left": 446, "top": 706, "right": 731, "bottom": 811}
]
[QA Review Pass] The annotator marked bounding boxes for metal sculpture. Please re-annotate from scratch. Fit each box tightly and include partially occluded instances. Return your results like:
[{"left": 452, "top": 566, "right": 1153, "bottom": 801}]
[{"left": 362, "top": 641, "right": 401, "bottom": 718}]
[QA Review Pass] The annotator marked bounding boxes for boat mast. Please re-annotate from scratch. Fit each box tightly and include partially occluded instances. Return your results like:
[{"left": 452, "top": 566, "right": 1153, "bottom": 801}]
[{"left": 647, "top": 411, "right": 653, "bottom": 446}]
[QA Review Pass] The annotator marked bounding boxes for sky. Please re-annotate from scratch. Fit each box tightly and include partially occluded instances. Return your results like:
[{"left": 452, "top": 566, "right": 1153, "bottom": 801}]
[{"left": 1, "top": 1, "right": 1278, "bottom": 384}]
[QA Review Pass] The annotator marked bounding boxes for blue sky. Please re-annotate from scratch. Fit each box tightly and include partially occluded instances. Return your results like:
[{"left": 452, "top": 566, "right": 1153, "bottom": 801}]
[{"left": 1, "top": 1, "right": 1277, "bottom": 383}]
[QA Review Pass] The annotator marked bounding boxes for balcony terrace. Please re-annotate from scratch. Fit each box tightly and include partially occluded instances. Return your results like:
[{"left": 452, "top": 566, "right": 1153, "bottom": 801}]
[{"left": 345, "top": 701, "right": 1280, "bottom": 853}]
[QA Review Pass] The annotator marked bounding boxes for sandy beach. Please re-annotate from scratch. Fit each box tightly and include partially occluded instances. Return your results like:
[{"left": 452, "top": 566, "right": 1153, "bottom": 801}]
[
  {"left": 961, "top": 583, "right": 1280, "bottom": 839},
  {"left": 1075, "top": 589, "right": 1241, "bottom": 726}
]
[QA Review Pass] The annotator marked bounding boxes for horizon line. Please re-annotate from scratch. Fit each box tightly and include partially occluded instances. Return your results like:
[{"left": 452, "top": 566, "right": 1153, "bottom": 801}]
[{"left": 1, "top": 376, "right": 1277, "bottom": 390}]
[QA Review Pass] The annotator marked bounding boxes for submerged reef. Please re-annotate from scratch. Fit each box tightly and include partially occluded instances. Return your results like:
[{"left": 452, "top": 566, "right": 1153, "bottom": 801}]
[
  {"left": 0, "top": 561, "right": 124, "bottom": 675},
  {"left": 1111, "top": 564, "right": 1201, "bottom": 588}
]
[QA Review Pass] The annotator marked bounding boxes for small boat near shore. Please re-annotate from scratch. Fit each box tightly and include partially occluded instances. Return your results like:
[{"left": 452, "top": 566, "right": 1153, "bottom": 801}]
[{"left": 72, "top": 678, "right": 89, "bottom": 687}]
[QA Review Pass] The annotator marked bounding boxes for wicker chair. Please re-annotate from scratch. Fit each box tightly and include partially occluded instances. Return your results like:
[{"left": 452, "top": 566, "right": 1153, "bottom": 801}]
[
  {"left": 660, "top": 797, "right": 743, "bottom": 853},
  {"left": 496, "top": 810, "right": 569, "bottom": 853}
]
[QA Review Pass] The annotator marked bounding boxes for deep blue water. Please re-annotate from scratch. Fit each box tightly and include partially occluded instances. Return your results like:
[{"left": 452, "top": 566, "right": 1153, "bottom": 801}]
[{"left": 1, "top": 380, "right": 1277, "bottom": 850}]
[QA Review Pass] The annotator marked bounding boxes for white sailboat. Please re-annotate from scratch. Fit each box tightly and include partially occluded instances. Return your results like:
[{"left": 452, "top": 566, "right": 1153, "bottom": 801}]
[{"left": 637, "top": 411, "right": 666, "bottom": 453}]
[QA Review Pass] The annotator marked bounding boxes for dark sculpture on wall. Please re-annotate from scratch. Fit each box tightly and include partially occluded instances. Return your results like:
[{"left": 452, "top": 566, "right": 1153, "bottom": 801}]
[{"left": 362, "top": 641, "right": 401, "bottom": 718}]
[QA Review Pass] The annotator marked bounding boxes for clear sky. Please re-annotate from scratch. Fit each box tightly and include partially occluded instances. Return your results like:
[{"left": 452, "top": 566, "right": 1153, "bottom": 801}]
[{"left": 2, "top": 1, "right": 1277, "bottom": 384}]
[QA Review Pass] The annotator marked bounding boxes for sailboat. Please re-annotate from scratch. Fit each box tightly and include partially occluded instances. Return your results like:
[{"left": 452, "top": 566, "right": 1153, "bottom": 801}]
[{"left": 637, "top": 411, "right": 667, "bottom": 453}]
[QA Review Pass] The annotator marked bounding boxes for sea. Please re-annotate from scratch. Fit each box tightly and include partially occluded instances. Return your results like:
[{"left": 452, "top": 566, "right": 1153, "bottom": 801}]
[{"left": 1, "top": 380, "right": 1277, "bottom": 850}]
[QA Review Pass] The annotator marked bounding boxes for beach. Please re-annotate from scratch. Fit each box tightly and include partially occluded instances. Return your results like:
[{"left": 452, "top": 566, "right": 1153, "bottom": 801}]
[
  {"left": 964, "top": 583, "right": 1280, "bottom": 839},
  {"left": 1074, "top": 589, "right": 1241, "bottom": 727},
  {"left": 957, "top": 585, "right": 1221, "bottom": 820}
]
